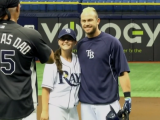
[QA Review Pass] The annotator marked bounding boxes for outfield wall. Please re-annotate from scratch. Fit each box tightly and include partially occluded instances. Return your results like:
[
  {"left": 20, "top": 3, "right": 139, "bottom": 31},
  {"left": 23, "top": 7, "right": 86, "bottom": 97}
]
[{"left": 18, "top": 16, "right": 160, "bottom": 61}]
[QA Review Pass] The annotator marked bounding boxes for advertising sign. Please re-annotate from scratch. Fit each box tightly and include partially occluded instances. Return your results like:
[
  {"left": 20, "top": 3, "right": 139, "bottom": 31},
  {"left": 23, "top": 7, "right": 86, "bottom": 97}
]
[{"left": 38, "top": 18, "right": 160, "bottom": 61}]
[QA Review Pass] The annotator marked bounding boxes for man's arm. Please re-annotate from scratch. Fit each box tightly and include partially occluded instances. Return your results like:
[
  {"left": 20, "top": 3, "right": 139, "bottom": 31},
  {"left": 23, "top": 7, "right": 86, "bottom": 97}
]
[
  {"left": 119, "top": 72, "right": 131, "bottom": 92},
  {"left": 119, "top": 72, "right": 131, "bottom": 114},
  {"left": 28, "top": 30, "right": 55, "bottom": 64},
  {"left": 46, "top": 50, "right": 54, "bottom": 64}
]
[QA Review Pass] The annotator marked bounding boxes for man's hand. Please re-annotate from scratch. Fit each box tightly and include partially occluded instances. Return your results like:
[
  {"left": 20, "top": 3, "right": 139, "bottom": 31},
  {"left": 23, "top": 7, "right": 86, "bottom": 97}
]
[
  {"left": 40, "top": 110, "right": 49, "bottom": 120},
  {"left": 123, "top": 97, "right": 131, "bottom": 114}
]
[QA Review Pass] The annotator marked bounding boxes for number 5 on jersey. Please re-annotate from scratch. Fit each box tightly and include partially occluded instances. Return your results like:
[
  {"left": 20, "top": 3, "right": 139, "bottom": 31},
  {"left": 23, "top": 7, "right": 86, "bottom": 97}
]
[{"left": 0, "top": 50, "right": 15, "bottom": 75}]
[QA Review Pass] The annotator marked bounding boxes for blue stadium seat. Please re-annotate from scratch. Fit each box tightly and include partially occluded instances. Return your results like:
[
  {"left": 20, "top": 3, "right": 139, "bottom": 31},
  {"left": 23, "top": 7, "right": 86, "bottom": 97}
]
[
  {"left": 22, "top": 0, "right": 31, "bottom": 11},
  {"left": 89, "top": 0, "right": 97, "bottom": 3},
  {"left": 114, "top": 0, "right": 122, "bottom": 12},
  {"left": 30, "top": 0, "right": 39, "bottom": 11},
  {"left": 138, "top": 0, "right": 146, "bottom": 12},
  {"left": 63, "top": 5, "right": 71, "bottom": 11},
  {"left": 96, "top": 0, "right": 106, "bottom": 12},
  {"left": 72, "top": 0, "right": 80, "bottom": 11},
  {"left": 155, "top": 0, "right": 160, "bottom": 11},
  {"left": 130, "top": 0, "right": 138, "bottom": 12},
  {"left": 20, "top": 0, "right": 25, "bottom": 11},
  {"left": 56, "top": 5, "right": 64, "bottom": 11},
  {"left": 23, "top": 5, "right": 30, "bottom": 11},
  {"left": 63, "top": 0, "right": 72, "bottom": 11},
  {"left": 71, "top": 5, "right": 78, "bottom": 11},
  {"left": 56, "top": 0, "right": 65, "bottom": 11},
  {"left": 122, "top": 0, "right": 130, "bottom": 11},
  {"left": 86, "top": 0, "right": 98, "bottom": 12},
  {"left": 39, "top": 0, "right": 46, "bottom": 11},
  {"left": 81, "top": 0, "right": 90, "bottom": 10},
  {"left": 64, "top": 0, "right": 78, "bottom": 11},
  {"left": 72, "top": 0, "right": 80, "bottom": 2},
  {"left": 47, "top": 0, "right": 56, "bottom": 11},
  {"left": 82, "top": 0, "right": 90, "bottom": 2},
  {"left": 105, "top": 0, "right": 114, "bottom": 12},
  {"left": 146, "top": 0, "right": 155, "bottom": 11}
]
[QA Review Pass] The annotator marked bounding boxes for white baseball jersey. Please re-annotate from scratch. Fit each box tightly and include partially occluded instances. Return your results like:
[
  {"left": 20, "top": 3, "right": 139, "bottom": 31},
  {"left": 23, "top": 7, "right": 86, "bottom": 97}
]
[{"left": 42, "top": 53, "right": 81, "bottom": 109}]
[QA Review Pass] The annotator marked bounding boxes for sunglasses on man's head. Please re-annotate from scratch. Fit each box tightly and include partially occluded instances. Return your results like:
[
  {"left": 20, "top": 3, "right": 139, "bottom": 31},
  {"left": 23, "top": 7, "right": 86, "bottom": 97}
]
[{"left": 60, "top": 36, "right": 75, "bottom": 41}]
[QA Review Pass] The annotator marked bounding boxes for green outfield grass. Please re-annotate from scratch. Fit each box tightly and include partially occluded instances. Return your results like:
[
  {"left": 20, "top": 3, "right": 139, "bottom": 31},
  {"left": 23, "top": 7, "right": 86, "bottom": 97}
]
[{"left": 37, "top": 63, "right": 160, "bottom": 97}]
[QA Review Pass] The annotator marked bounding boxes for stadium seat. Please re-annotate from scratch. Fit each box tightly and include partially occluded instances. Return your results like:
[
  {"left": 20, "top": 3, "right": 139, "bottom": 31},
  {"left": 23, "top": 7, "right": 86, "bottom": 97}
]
[
  {"left": 30, "top": 0, "right": 40, "bottom": 11},
  {"left": 71, "top": 5, "right": 78, "bottom": 11},
  {"left": 39, "top": 0, "right": 46, "bottom": 11},
  {"left": 114, "top": 0, "right": 122, "bottom": 12},
  {"left": 96, "top": 0, "right": 106, "bottom": 12},
  {"left": 63, "top": 5, "right": 71, "bottom": 11},
  {"left": 138, "top": 0, "right": 146, "bottom": 12},
  {"left": 155, "top": 0, "right": 160, "bottom": 11},
  {"left": 20, "top": 0, "right": 25, "bottom": 11},
  {"left": 22, "top": 0, "right": 31, "bottom": 11},
  {"left": 81, "top": 0, "right": 90, "bottom": 10},
  {"left": 72, "top": 0, "right": 80, "bottom": 11},
  {"left": 130, "top": 0, "right": 138, "bottom": 12},
  {"left": 64, "top": 0, "right": 78, "bottom": 11},
  {"left": 56, "top": 0, "right": 64, "bottom": 12},
  {"left": 63, "top": 0, "right": 72, "bottom": 11},
  {"left": 85, "top": 0, "right": 98, "bottom": 12},
  {"left": 72, "top": 0, "right": 80, "bottom": 2},
  {"left": 122, "top": 0, "right": 130, "bottom": 12},
  {"left": 56, "top": 5, "right": 64, "bottom": 12},
  {"left": 146, "top": 0, "right": 155, "bottom": 11},
  {"left": 105, "top": 0, "right": 114, "bottom": 12},
  {"left": 47, "top": 0, "right": 56, "bottom": 11}
]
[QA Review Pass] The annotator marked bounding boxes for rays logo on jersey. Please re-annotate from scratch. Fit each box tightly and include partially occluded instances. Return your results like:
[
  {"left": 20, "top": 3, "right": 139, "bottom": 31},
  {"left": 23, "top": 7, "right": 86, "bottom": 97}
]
[
  {"left": 86, "top": 50, "right": 94, "bottom": 59},
  {"left": 59, "top": 71, "right": 80, "bottom": 86}
]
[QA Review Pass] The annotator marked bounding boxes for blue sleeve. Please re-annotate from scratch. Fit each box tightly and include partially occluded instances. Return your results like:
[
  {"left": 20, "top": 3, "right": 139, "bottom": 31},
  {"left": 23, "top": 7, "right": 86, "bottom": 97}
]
[
  {"left": 111, "top": 39, "right": 130, "bottom": 76},
  {"left": 77, "top": 40, "right": 82, "bottom": 56}
]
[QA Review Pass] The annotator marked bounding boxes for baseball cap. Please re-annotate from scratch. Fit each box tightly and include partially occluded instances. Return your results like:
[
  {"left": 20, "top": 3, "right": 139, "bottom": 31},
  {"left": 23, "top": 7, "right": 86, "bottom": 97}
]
[{"left": 58, "top": 28, "right": 77, "bottom": 41}]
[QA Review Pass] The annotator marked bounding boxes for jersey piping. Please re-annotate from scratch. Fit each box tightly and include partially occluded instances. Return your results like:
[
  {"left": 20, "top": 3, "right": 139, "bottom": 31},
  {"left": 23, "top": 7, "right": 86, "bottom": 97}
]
[
  {"left": 109, "top": 54, "right": 117, "bottom": 82},
  {"left": 30, "top": 59, "right": 38, "bottom": 108}
]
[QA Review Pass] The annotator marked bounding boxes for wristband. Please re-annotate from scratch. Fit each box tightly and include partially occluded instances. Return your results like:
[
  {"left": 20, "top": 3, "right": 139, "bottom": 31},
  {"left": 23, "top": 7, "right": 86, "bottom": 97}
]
[{"left": 124, "top": 92, "right": 131, "bottom": 98}]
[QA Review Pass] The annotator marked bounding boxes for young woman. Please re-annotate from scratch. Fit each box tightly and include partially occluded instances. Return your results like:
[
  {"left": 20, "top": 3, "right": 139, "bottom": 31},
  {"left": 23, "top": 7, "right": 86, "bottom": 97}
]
[{"left": 40, "top": 28, "right": 81, "bottom": 120}]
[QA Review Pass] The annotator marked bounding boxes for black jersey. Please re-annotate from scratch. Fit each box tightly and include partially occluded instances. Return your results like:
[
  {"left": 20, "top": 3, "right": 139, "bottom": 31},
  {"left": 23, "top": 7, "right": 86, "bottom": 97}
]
[{"left": 0, "top": 20, "right": 51, "bottom": 119}]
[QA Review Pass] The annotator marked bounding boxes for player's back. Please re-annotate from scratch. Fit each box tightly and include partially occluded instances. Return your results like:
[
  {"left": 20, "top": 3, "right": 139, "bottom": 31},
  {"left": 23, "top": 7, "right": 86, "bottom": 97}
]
[{"left": 0, "top": 20, "right": 40, "bottom": 119}]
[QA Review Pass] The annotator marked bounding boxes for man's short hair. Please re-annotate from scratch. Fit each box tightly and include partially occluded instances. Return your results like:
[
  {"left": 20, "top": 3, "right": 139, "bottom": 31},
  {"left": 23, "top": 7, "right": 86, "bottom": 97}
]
[{"left": 81, "top": 7, "right": 99, "bottom": 19}]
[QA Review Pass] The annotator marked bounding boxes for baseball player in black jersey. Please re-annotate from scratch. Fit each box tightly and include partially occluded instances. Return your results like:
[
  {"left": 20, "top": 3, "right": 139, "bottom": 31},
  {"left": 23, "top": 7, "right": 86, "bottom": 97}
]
[{"left": 0, "top": 0, "right": 54, "bottom": 120}]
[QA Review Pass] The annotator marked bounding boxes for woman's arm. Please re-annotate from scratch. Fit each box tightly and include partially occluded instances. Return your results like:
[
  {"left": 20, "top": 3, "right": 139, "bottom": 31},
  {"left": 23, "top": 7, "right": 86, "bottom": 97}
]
[{"left": 40, "top": 87, "right": 50, "bottom": 120}]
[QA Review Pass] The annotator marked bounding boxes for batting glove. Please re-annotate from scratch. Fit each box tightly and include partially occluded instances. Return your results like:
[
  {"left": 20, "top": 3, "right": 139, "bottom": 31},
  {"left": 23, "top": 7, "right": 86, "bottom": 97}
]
[{"left": 123, "top": 97, "right": 131, "bottom": 114}]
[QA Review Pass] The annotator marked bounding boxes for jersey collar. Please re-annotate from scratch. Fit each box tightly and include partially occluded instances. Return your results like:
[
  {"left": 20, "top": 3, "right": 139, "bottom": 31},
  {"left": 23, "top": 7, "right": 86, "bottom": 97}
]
[
  {"left": 0, "top": 20, "right": 16, "bottom": 24},
  {"left": 60, "top": 53, "right": 75, "bottom": 66}
]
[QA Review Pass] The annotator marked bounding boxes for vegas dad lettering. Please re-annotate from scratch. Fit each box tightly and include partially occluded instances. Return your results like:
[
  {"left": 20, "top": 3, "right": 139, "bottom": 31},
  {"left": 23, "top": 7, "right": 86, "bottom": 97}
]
[{"left": 0, "top": 33, "right": 31, "bottom": 55}]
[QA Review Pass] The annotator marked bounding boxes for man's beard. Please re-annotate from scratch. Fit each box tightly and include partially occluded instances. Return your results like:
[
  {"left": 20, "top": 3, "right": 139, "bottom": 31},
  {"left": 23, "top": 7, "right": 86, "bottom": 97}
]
[{"left": 86, "top": 26, "right": 97, "bottom": 37}]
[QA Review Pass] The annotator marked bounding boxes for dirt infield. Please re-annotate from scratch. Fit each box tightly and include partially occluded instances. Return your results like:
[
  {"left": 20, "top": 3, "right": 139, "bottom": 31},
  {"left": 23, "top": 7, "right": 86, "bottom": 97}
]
[{"left": 37, "top": 96, "right": 160, "bottom": 120}]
